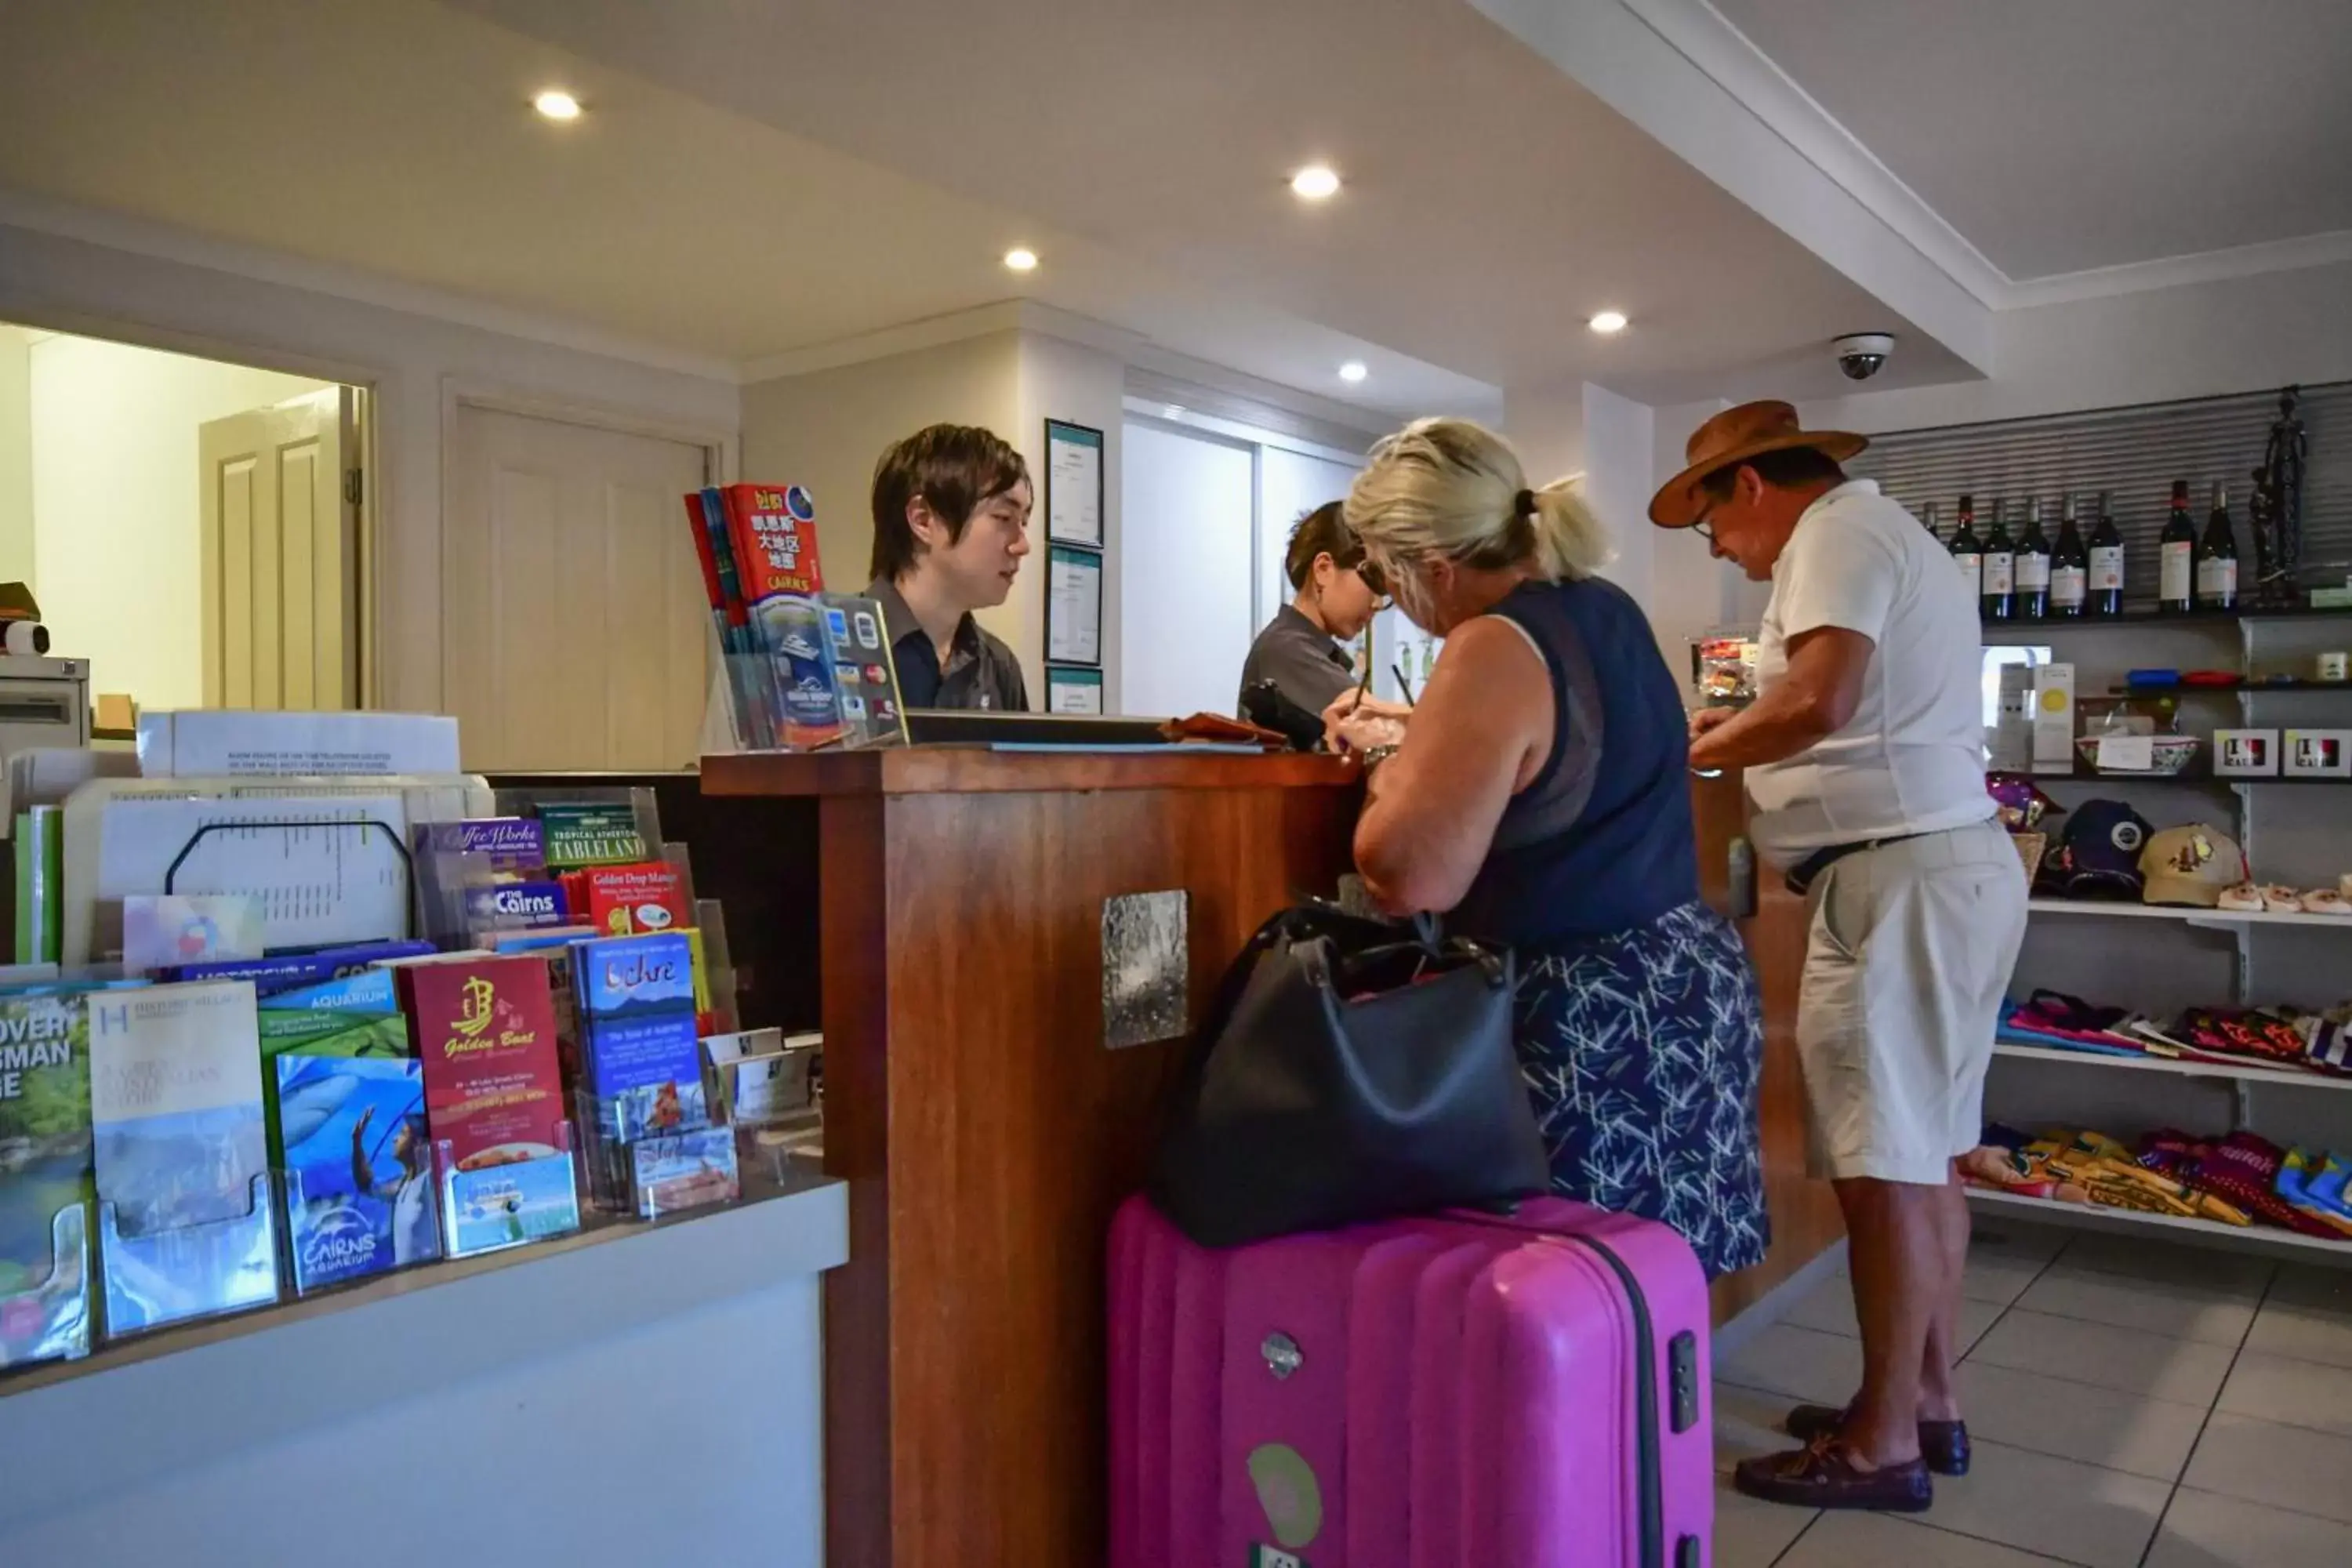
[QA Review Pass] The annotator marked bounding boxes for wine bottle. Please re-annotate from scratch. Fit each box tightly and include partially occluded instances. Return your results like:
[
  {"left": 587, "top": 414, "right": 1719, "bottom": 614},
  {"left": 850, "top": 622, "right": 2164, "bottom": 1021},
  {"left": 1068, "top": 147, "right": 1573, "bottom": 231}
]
[
  {"left": 2051, "top": 493, "right": 2089, "bottom": 618},
  {"left": 2016, "top": 498, "right": 2053, "bottom": 619},
  {"left": 1948, "top": 494, "right": 1984, "bottom": 603},
  {"left": 1982, "top": 499, "right": 2016, "bottom": 620},
  {"left": 2089, "top": 489, "right": 2125, "bottom": 616},
  {"left": 1921, "top": 500, "right": 1941, "bottom": 545},
  {"left": 2196, "top": 481, "right": 2239, "bottom": 612},
  {"left": 2158, "top": 479, "right": 2196, "bottom": 613}
]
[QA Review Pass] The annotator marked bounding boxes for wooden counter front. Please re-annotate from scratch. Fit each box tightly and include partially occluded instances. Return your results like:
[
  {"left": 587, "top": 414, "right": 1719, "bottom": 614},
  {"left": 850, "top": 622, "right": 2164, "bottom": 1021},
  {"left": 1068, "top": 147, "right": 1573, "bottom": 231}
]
[
  {"left": 1692, "top": 770, "right": 1846, "bottom": 1323},
  {"left": 702, "top": 747, "right": 1360, "bottom": 1568}
]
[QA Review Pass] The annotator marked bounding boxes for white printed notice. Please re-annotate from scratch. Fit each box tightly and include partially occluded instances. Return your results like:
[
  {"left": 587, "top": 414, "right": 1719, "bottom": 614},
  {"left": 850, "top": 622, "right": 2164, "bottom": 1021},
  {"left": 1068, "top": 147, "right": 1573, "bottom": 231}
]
[
  {"left": 2094, "top": 734, "right": 2155, "bottom": 773},
  {"left": 1047, "top": 667, "right": 1104, "bottom": 714},
  {"left": 1047, "top": 422, "right": 1104, "bottom": 547},
  {"left": 1047, "top": 546, "right": 1102, "bottom": 666}
]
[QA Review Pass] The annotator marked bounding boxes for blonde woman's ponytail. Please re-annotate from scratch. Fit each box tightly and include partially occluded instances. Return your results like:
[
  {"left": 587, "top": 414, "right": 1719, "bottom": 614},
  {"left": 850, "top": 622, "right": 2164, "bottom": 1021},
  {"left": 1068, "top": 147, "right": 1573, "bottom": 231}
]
[
  {"left": 1526, "top": 475, "right": 1611, "bottom": 583},
  {"left": 1347, "top": 418, "right": 1613, "bottom": 586}
]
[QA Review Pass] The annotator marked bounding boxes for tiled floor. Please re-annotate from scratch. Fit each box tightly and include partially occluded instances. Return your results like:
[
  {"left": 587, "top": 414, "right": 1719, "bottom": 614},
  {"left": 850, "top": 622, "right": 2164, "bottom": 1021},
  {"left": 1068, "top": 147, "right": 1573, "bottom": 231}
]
[{"left": 1713, "top": 1219, "right": 2352, "bottom": 1567}]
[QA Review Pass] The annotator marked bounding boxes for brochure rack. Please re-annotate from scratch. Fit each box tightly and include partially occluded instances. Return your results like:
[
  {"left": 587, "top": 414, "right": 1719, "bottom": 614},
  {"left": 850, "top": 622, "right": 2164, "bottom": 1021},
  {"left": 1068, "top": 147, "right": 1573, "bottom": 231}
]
[
  {"left": 278, "top": 1161, "right": 444, "bottom": 1297},
  {"left": 0, "top": 1203, "right": 91, "bottom": 1368},
  {"left": 97, "top": 1171, "right": 281, "bottom": 1338},
  {"left": 433, "top": 1121, "right": 581, "bottom": 1259}
]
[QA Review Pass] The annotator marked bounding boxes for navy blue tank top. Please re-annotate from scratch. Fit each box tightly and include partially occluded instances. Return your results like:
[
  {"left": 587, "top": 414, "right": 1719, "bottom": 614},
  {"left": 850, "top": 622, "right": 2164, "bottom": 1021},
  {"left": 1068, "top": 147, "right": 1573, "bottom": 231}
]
[{"left": 1450, "top": 578, "right": 1700, "bottom": 948}]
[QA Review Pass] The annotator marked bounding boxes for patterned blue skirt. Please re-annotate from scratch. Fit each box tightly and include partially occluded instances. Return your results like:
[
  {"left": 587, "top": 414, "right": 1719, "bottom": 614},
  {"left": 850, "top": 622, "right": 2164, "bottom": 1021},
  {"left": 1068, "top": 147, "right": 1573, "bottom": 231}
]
[{"left": 1514, "top": 899, "right": 1768, "bottom": 1279}]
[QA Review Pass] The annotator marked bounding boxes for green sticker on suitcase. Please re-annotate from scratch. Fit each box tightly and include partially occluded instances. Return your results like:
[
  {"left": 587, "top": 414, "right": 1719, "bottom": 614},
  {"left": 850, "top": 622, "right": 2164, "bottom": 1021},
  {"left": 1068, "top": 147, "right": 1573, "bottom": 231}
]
[
  {"left": 1247, "top": 1443, "right": 1322, "bottom": 1549},
  {"left": 1250, "top": 1547, "right": 1307, "bottom": 1568}
]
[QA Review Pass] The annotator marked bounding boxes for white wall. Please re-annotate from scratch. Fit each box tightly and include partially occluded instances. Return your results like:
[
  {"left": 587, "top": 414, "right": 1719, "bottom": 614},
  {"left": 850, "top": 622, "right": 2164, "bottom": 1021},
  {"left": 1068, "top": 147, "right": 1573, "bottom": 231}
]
[
  {"left": 0, "top": 212, "right": 742, "bottom": 715},
  {"left": 1800, "top": 259, "right": 2352, "bottom": 436},
  {"left": 27, "top": 335, "right": 332, "bottom": 710},
  {"left": 1120, "top": 420, "right": 1256, "bottom": 718},
  {"left": 742, "top": 330, "right": 1022, "bottom": 605},
  {"left": 0, "top": 328, "right": 30, "bottom": 585},
  {"left": 1258, "top": 446, "right": 1363, "bottom": 636}
]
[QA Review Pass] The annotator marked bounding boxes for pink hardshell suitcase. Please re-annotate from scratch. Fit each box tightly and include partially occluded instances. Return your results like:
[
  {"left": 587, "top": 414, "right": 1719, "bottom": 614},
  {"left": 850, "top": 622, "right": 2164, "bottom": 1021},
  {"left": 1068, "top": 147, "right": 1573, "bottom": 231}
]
[{"left": 1109, "top": 1193, "right": 1713, "bottom": 1568}]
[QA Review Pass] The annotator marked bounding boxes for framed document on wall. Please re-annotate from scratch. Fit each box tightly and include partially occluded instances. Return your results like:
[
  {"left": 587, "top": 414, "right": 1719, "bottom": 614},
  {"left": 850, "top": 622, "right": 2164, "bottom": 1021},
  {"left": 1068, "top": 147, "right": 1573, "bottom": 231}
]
[
  {"left": 1045, "top": 420, "right": 1105, "bottom": 548},
  {"left": 1045, "top": 544, "right": 1103, "bottom": 666}
]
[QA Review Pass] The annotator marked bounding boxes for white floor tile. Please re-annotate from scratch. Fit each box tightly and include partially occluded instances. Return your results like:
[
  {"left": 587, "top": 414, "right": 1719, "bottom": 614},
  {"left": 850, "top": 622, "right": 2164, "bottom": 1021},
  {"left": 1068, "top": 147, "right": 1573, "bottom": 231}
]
[
  {"left": 1778, "top": 1273, "right": 2007, "bottom": 1356},
  {"left": 1775, "top": 1510, "right": 2080, "bottom": 1567},
  {"left": 2267, "top": 1262, "right": 2352, "bottom": 1315},
  {"left": 1715, "top": 1323, "right": 1864, "bottom": 1407},
  {"left": 1962, "top": 1250, "right": 2053, "bottom": 1307},
  {"left": 1918, "top": 1439, "right": 2171, "bottom": 1568},
  {"left": 2144, "top": 1487, "right": 2352, "bottom": 1568},
  {"left": 2182, "top": 1413, "right": 2352, "bottom": 1526},
  {"left": 1713, "top": 1381, "right": 1807, "bottom": 1472},
  {"left": 2013, "top": 1261, "right": 2259, "bottom": 1346},
  {"left": 1965, "top": 1308, "right": 2238, "bottom": 1406},
  {"left": 2053, "top": 1232, "right": 2276, "bottom": 1295},
  {"left": 2216, "top": 1350, "right": 2352, "bottom": 1438},
  {"left": 1951, "top": 1359, "right": 2207, "bottom": 1482},
  {"left": 2244, "top": 1301, "right": 2352, "bottom": 1371},
  {"left": 1968, "top": 1217, "right": 2073, "bottom": 1265},
  {"left": 1711, "top": 1477, "right": 1818, "bottom": 1568}
]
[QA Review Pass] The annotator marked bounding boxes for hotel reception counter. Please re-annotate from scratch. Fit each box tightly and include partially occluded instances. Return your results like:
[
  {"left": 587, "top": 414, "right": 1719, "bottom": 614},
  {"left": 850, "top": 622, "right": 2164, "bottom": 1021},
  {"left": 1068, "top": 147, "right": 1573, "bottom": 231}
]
[{"left": 693, "top": 749, "right": 1838, "bottom": 1568}]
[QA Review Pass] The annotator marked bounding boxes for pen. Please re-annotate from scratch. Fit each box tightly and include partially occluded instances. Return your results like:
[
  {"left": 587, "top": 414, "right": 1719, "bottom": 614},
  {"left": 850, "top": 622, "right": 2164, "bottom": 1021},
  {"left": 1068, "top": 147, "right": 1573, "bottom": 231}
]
[{"left": 1390, "top": 663, "right": 1417, "bottom": 707}]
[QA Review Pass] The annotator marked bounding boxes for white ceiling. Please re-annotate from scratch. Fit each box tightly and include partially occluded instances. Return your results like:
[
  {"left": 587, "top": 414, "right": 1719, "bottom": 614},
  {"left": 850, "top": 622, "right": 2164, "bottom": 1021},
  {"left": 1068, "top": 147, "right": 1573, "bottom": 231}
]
[
  {"left": 0, "top": 0, "right": 1963, "bottom": 412},
  {"left": 1709, "top": 0, "right": 2352, "bottom": 282}
]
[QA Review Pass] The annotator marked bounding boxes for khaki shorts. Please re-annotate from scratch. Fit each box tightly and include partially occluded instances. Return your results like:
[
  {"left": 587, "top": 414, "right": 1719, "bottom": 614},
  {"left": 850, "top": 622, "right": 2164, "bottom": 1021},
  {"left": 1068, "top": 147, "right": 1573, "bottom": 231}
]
[{"left": 1797, "top": 819, "right": 2029, "bottom": 1186}]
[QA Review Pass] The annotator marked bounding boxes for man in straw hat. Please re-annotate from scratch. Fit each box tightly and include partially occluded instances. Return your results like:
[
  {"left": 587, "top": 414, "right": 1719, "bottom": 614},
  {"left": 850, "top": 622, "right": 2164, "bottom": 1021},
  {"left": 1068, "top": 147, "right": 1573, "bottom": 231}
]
[{"left": 1657, "top": 401, "right": 2026, "bottom": 1512}]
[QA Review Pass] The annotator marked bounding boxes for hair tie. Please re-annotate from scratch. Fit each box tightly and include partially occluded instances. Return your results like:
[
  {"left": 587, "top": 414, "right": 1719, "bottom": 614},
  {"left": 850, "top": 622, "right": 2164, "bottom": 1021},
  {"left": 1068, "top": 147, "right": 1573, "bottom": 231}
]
[{"left": 1512, "top": 488, "right": 1537, "bottom": 520}]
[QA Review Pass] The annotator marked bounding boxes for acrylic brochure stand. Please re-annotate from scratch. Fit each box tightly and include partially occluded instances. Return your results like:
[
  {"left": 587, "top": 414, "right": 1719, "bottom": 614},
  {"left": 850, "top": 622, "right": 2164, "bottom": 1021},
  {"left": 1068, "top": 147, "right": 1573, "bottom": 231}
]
[
  {"left": 96, "top": 1171, "right": 281, "bottom": 1339},
  {"left": 279, "top": 1163, "right": 445, "bottom": 1298},
  {"left": 434, "top": 1121, "right": 582, "bottom": 1260},
  {"left": 0, "top": 1203, "right": 93, "bottom": 1369}
]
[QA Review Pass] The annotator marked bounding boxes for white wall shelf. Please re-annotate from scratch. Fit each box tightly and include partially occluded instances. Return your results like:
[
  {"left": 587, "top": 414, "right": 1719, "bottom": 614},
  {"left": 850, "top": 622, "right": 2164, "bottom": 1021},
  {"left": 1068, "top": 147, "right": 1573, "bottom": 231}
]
[
  {"left": 2026, "top": 897, "right": 2352, "bottom": 931},
  {"left": 1966, "top": 1185, "right": 2352, "bottom": 1267},
  {"left": 1992, "top": 1041, "right": 2352, "bottom": 1091}
]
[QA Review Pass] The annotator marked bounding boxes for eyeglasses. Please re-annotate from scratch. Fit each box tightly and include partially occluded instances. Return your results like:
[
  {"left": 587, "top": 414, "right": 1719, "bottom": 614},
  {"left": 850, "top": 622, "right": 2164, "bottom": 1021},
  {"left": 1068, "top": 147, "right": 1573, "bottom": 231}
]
[{"left": 1690, "top": 506, "right": 1719, "bottom": 546}]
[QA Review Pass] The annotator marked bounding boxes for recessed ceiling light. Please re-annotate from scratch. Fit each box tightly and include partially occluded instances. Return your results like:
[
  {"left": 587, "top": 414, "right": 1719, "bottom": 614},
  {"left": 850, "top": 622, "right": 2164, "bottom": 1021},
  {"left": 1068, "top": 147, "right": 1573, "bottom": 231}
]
[
  {"left": 1338, "top": 360, "right": 1368, "bottom": 384},
  {"left": 1003, "top": 248, "right": 1040, "bottom": 272},
  {"left": 532, "top": 90, "right": 583, "bottom": 122},
  {"left": 1290, "top": 165, "right": 1342, "bottom": 201},
  {"left": 1588, "top": 310, "right": 1629, "bottom": 335}
]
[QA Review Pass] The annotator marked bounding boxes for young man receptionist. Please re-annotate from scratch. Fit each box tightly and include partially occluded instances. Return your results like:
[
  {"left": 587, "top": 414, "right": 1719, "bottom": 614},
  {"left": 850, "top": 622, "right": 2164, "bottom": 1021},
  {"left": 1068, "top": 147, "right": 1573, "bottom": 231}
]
[{"left": 864, "top": 423, "right": 1033, "bottom": 711}]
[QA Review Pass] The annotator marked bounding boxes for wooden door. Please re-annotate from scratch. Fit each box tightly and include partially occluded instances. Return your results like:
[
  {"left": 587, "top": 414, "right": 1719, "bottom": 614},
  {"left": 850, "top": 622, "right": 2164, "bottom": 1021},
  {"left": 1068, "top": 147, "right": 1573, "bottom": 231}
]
[
  {"left": 445, "top": 405, "right": 711, "bottom": 771},
  {"left": 198, "top": 389, "right": 355, "bottom": 709}
]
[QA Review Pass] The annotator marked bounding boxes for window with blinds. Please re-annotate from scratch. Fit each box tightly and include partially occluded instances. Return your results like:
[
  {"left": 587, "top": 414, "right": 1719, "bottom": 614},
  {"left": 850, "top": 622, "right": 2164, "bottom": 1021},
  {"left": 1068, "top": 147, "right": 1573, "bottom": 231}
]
[{"left": 1849, "top": 381, "right": 2351, "bottom": 605}]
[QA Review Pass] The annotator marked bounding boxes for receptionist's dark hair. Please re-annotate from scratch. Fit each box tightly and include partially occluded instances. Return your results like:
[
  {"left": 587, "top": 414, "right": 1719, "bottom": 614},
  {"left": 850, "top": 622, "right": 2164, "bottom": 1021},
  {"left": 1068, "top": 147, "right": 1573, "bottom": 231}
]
[
  {"left": 1283, "top": 501, "right": 1382, "bottom": 593},
  {"left": 869, "top": 423, "right": 1031, "bottom": 583}
]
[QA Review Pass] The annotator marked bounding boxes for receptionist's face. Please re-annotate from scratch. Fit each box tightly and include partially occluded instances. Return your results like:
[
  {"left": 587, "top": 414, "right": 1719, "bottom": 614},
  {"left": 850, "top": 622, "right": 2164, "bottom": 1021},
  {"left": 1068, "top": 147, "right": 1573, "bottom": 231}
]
[
  {"left": 1313, "top": 557, "right": 1383, "bottom": 639},
  {"left": 930, "top": 476, "right": 1033, "bottom": 609}
]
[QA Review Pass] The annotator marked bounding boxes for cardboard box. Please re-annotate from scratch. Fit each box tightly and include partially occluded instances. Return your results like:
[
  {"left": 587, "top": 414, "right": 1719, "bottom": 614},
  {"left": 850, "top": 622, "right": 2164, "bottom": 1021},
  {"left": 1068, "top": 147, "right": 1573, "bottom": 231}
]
[
  {"left": 2031, "top": 662, "right": 2076, "bottom": 773},
  {"left": 2215, "top": 728, "right": 2280, "bottom": 778},
  {"left": 2285, "top": 729, "right": 2352, "bottom": 779}
]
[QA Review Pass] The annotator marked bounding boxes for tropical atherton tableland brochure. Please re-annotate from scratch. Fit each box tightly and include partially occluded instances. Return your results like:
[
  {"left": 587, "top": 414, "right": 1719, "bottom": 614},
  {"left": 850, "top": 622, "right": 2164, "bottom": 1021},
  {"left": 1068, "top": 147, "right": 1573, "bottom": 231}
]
[
  {"left": 535, "top": 802, "right": 649, "bottom": 871},
  {"left": 88, "top": 980, "right": 279, "bottom": 1331}
]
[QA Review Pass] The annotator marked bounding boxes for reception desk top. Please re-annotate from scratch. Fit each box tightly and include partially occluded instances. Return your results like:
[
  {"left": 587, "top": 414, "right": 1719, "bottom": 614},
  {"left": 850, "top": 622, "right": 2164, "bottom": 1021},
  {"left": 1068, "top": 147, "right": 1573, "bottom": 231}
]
[{"left": 701, "top": 742, "right": 1359, "bottom": 797}]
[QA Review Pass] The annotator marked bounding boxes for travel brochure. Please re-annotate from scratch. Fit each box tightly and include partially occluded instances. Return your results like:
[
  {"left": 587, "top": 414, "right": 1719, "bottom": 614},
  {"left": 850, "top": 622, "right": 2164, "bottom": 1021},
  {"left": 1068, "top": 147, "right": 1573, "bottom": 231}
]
[{"left": 0, "top": 784, "right": 775, "bottom": 1368}]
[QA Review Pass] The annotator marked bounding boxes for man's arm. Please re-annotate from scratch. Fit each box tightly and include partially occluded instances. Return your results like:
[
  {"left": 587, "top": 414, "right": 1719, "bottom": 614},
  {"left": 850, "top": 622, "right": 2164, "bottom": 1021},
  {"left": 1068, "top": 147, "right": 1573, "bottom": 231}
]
[{"left": 1688, "top": 626, "right": 1875, "bottom": 771}]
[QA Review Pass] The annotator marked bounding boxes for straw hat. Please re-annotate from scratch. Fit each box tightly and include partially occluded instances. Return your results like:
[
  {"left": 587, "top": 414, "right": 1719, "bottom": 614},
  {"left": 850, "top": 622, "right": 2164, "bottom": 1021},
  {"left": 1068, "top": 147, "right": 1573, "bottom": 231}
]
[{"left": 1648, "top": 400, "right": 1868, "bottom": 528}]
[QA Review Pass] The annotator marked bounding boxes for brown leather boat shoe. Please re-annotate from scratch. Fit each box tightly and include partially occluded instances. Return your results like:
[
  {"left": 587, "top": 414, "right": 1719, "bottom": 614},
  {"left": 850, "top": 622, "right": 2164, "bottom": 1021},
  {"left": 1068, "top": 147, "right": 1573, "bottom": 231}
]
[
  {"left": 1784, "top": 1401, "right": 1972, "bottom": 1475},
  {"left": 1733, "top": 1436, "right": 1934, "bottom": 1512}
]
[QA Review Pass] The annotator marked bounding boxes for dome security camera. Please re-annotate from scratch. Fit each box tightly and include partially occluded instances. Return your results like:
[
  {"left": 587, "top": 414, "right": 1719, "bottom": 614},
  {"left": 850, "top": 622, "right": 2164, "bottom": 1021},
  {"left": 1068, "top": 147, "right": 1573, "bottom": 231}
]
[{"left": 1833, "top": 332, "right": 1896, "bottom": 381}]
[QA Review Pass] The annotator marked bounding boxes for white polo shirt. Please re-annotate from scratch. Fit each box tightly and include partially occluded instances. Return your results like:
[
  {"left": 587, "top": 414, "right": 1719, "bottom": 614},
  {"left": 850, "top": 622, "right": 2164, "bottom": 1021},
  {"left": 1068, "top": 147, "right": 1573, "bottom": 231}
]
[{"left": 1746, "top": 478, "right": 1992, "bottom": 865}]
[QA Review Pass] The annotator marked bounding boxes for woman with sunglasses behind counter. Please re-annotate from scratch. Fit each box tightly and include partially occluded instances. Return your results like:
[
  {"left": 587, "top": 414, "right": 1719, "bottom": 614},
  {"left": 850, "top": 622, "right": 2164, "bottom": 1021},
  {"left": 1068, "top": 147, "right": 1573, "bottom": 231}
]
[{"left": 1236, "top": 502, "right": 1399, "bottom": 724}]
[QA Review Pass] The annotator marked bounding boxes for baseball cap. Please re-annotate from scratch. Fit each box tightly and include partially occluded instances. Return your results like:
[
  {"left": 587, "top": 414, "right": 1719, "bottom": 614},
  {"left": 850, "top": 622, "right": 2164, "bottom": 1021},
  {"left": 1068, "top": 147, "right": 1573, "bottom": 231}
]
[
  {"left": 2046, "top": 799, "right": 2155, "bottom": 899},
  {"left": 2140, "top": 824, "right": 2246, "bottom": 908}
]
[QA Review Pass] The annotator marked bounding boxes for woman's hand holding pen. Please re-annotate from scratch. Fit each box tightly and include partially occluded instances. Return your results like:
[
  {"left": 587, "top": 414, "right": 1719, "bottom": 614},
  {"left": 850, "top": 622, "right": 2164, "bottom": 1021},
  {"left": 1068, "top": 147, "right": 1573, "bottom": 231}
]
[{"left": 1323, "top": 689, "right": 1413, "bottom": 752}]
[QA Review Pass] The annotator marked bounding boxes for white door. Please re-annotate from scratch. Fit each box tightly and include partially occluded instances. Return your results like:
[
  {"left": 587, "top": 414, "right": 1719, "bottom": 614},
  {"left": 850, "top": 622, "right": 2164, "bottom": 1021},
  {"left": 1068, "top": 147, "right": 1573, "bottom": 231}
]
[
  {"left": 445, "top": 406, "right": 711, "bottom": 771},
  {"left": 1120, "top": 420, "right": 1257, "bottom": 719},
  {"left": 199, "top": 389, "right": 356, "bottom": 710}
]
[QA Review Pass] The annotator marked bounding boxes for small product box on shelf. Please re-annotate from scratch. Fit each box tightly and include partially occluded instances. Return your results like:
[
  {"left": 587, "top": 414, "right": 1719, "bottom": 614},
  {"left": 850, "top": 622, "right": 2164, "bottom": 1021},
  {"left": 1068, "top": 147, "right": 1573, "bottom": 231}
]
[
  {"left": 2031, "top": 662, "right": 2076, "bottom": 773},
  {"left": 2216, "top": 728, "right": 2281, "bottom": 779},
  {"left": 2285, "top": 729, "right": 2352, "bottom": 779}
]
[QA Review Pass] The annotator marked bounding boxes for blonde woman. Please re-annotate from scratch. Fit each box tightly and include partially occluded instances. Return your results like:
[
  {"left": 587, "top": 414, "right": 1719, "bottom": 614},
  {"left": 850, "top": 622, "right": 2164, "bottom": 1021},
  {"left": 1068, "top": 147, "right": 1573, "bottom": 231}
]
[{"left": 1332, "top": 417, "right": 1766, "bottom": 1279}]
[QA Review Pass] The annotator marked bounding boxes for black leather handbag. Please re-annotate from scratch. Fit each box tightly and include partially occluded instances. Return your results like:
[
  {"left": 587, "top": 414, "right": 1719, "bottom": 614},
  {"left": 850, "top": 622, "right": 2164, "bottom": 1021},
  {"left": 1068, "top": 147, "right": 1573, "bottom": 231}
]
[{"left": 1149, "top": 903, "right": 1550, "bottom": 1248}]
